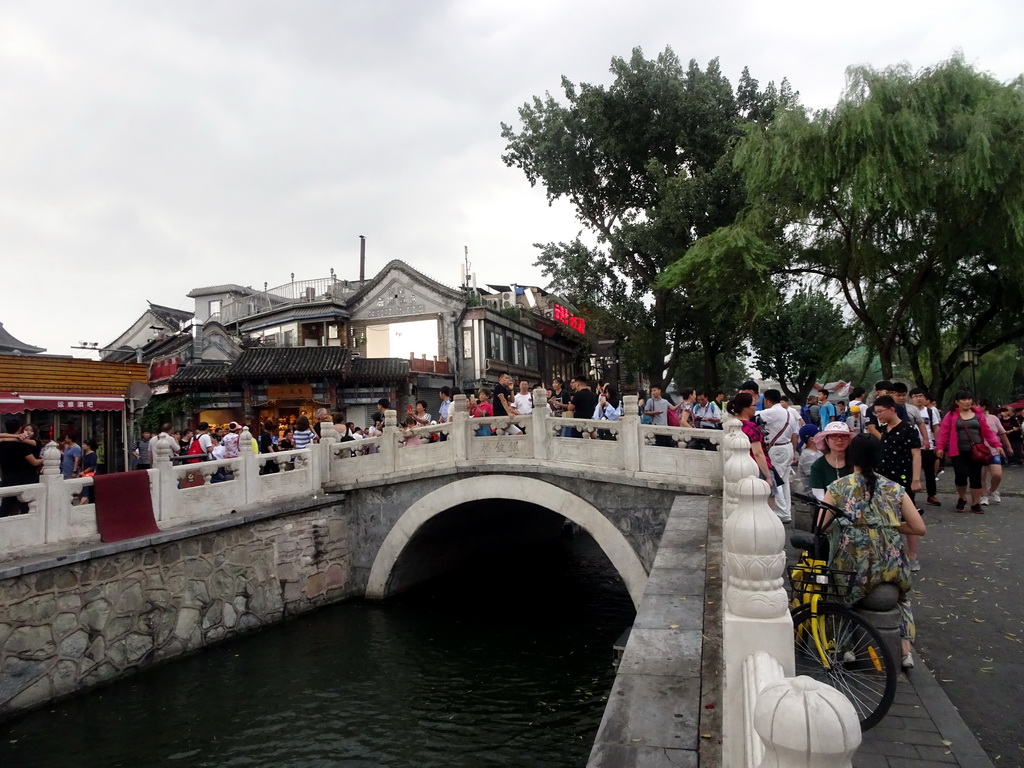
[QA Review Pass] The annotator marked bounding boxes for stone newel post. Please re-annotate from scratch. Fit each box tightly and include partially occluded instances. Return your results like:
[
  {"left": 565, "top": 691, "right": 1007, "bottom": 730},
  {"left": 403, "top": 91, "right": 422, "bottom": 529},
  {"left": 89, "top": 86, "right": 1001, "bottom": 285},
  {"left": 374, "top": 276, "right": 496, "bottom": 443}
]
[
  {"left": 382, "top": 409, "right": 399, "bottom": 474},
  {"left": 450, "top": 393, "right": 468, "bottom": 463},
  {"left": 621, "top": 394, "right": 640, "bottom": 473},
  {"left": 239, "top": 427, "right": 260, "bottom": 501},
  {"left": 153, "top": 431, "right": 178, "bottom": 523},
  {"left": 531, "top": 387, "right": 549, "bottom": 461},
  {"left": 721, "top": 412, "right": 794, "bottom": 766},
  {"left": 41, "top": 440, "right": 64, "bottom": 541},
  {"left": 754, "top": 676, "right": 860, "bottom": 768}
]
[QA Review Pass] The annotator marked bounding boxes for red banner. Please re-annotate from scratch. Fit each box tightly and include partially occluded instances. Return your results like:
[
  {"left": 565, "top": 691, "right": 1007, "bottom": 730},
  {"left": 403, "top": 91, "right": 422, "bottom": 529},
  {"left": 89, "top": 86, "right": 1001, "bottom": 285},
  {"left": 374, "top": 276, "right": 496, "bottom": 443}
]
[{"left": 0, "top": 393, "right": 125, "bottom": 413}]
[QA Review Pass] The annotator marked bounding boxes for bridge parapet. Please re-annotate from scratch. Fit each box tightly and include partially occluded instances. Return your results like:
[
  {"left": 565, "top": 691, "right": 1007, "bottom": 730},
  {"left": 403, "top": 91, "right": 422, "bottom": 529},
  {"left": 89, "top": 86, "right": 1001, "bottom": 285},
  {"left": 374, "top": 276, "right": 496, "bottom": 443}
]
[
  {"left": 326, "top": 391, "right": 722, "bottom": 491},
  {"left": 0, "top": 390, "right": 722, "bottom": 561}
]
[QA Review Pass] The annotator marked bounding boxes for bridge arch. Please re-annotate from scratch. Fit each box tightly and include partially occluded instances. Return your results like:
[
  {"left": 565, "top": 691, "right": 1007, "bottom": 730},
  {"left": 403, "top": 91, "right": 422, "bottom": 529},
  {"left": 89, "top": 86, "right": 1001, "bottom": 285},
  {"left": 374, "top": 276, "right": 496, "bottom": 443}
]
[{"left": 365, "top": 474, "right": 648, "bottom": 608}]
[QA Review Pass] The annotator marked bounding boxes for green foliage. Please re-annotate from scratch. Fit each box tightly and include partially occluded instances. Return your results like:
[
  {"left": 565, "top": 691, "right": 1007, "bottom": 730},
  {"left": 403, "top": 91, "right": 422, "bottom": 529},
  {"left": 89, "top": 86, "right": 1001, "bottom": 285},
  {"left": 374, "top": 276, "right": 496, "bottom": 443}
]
[
  {"left": 501, "top": 48, "right": 796, "bottom": 389},
  {"left": 749, "top": 290, "right": 856, "bottom": 401},
  {"left": 711, "top": 54, "right": 1024, "bottom": 403},
  {"left": 139, "top": 394, "right": 197, "bottom": 434}
]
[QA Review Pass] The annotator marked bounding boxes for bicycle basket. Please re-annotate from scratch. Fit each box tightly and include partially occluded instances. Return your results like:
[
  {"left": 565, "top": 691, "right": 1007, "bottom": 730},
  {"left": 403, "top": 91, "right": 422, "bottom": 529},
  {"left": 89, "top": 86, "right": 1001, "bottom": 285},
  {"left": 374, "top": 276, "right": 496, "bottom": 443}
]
[{"left": 789, "top": 563, "right": 856, "bottom": 600}]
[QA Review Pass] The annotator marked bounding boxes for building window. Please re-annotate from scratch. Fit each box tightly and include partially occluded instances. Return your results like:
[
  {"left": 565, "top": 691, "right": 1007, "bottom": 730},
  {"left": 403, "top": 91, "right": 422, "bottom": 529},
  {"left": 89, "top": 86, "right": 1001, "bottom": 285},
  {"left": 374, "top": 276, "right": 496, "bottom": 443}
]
[
  {"left": 488, "top": 330, "right": 506, "bottom": 361},
  {"left": 208, "top": 299, "right": 221, "bottom": 317},
  {"left": 463, "top": 328, "right": 472, "bottom": 358}
]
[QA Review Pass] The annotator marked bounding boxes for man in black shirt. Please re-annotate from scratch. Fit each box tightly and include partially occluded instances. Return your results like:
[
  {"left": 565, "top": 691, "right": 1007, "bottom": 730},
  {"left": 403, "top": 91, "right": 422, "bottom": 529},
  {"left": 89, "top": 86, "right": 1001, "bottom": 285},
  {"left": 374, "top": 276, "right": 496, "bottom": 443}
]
[
  {"left": 567, "top": 376, "right": 598, "bottom": 438},
  {"left": 492, "top": 371, "right": 514, "bottom": 417},
  {"left": 0, "top": 418, "right": 43, "bottom": 516},
  {"left": 875, "top": 395, "right": 923, "bottom": 571}
]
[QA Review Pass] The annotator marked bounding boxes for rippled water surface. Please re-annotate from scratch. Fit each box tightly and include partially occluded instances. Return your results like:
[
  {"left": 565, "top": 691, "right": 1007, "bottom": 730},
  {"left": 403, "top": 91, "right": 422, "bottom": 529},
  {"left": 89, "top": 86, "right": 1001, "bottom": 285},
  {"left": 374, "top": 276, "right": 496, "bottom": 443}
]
[{"left": 0, "top": 533, "right": 634, "bottom": 768}]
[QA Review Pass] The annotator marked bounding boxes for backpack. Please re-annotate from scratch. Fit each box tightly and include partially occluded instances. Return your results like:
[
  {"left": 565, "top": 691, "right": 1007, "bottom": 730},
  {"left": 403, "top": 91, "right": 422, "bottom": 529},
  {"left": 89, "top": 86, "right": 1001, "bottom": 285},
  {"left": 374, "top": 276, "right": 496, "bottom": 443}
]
[{"left": 186, "top": 437, "right": 205, "bottom": 464}]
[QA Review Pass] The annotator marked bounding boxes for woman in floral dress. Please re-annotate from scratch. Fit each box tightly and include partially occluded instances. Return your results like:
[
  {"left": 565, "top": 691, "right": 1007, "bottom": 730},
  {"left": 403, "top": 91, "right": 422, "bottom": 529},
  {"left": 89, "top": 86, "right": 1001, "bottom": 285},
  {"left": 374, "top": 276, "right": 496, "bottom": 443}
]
[{"left": 822, "top": 435, "right": 927, "bottom": 667}]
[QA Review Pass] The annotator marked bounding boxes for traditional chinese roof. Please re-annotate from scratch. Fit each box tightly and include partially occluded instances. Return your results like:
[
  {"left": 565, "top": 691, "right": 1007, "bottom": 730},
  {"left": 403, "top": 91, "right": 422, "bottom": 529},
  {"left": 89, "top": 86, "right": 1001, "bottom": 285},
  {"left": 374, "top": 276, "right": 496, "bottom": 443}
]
[
  {"left": 349, "top": 357, "right": 410, "bottom": 382},
  {"left": 225, "top": 347, "right": 351, "bottom": 380},
  {"left": 238, "top": 302, "right": 350, "bottom": 332},
  {"left": 169, "top": 362, "right": 232, "bottom": 385},
  {"left": 0, "top": 354, "right": 148, "bottom": 395},
  {"left": 346, "top": 259, "right": 463, "bottom": 305},
  {"left": 148, "top": 302, "right": 193, "bottom": 329},
  {"left": 0, "top": 322, "right": 45, "bottom": 355}
]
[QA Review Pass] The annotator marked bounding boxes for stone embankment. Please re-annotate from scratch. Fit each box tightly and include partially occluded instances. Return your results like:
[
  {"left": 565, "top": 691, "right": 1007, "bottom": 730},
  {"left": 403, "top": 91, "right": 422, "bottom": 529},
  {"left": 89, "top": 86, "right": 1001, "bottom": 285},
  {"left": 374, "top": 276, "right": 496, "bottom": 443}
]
[{"left": 0, "top": 497, "right": 353, "bottom": 717}]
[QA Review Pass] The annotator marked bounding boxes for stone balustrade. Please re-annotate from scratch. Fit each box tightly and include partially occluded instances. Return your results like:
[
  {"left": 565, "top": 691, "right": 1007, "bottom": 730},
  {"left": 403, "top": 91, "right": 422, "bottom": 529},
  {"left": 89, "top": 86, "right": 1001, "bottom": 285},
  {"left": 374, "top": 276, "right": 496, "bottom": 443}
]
[
  {"left": 0, "top": 391, "right": 723, "bottom": 561},
  {"left": 719, "top": 413, "right": 861, "bottom": 767}
]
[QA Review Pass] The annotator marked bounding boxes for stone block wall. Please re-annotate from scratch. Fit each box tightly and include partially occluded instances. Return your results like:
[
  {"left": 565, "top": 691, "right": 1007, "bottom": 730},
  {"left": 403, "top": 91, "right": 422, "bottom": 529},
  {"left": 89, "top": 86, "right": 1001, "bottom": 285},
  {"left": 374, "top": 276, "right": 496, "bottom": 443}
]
[{"left": 0, "top": 499, "right": 355, "bottom": 719}]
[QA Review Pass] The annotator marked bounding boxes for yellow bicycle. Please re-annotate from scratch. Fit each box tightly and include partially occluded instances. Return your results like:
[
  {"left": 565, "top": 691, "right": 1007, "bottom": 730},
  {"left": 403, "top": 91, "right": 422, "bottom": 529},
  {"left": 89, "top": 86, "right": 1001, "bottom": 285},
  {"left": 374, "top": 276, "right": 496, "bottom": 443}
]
[{"left": 788, "top": 492, "right": 898, "bottom": 730}]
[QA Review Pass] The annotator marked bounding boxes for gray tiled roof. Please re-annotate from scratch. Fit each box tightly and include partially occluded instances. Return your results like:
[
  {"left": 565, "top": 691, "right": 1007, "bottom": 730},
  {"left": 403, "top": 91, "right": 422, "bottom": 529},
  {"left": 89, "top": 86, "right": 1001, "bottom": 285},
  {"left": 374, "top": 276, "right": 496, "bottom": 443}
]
[
  {"left": 0, "top": 322, "right": 45, "bottom": 354},
  {"left": 349, "top": 357, "right": 410, "bottom": 382},
  {"left": 148, "top": 303, "right": 193, "bottom": 328},
  {"left": 169, "top": 363, "right": 232, "bottom": 385},
  {"left": 225, "top": 347, "right": 350, "bottom": 380},
  {"left": 238, "top": 302, "right": 350, "bottom": 331}
]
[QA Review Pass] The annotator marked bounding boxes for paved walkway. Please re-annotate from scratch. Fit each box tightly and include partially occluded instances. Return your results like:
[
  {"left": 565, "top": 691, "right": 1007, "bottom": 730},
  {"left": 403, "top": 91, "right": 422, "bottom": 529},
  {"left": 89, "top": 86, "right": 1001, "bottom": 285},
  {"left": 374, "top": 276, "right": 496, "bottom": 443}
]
[{"left": 854, "top": 654, "right": 993, "bottom": 767}]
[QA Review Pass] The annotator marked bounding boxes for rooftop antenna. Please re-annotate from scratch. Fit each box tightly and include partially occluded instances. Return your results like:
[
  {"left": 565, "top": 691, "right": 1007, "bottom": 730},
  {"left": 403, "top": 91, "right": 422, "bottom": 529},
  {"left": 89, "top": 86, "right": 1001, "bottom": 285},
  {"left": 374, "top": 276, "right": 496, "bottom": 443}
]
[{"left": 461, "top": 245, "right": 472, "bottom": 288}]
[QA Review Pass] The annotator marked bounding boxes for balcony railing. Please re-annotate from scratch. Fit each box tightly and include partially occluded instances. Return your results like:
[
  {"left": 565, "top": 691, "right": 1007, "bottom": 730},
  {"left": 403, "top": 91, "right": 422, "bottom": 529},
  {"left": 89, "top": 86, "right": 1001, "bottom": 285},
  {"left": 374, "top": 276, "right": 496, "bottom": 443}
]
[
  {"left": 215, "top": 277, "right": 369, "bottom": 326},
  {"left": 409, "top": 355, "right": 450, "bottom": 374}
]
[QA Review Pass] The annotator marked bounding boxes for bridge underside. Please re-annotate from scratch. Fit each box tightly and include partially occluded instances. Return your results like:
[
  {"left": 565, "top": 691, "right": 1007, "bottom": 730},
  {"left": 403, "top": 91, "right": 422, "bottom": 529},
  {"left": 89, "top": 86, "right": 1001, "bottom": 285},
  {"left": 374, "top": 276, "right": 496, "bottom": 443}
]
[
  {"left": 364, "top": 474, "right": 660, "bottom": 607},
  {"left": 384, "top": 499, "right": 568, "bottom": 597}
]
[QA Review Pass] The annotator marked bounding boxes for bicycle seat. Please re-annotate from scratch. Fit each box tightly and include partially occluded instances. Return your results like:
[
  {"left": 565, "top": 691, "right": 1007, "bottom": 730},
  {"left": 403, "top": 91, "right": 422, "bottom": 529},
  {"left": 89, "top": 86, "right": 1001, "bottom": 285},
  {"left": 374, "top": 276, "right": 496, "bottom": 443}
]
[
  {"left": 855, "top": 582, "right": 901, "bottom": 611},
  {"left": 790, "top": 530, "right": 817, "bottom": 551}
]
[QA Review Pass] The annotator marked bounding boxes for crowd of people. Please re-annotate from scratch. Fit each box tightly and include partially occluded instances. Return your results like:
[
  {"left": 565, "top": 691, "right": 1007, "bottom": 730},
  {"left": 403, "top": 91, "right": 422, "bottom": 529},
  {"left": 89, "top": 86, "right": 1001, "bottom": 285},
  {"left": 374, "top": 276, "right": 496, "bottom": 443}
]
[{"left": 724, "top": 378, "right": 1022, "bottom": 669}]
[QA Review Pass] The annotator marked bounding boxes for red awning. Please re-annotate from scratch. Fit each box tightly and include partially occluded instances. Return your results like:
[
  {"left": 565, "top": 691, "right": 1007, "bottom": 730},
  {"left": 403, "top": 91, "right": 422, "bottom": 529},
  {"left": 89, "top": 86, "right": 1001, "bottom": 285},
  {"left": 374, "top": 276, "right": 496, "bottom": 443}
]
[{"left": 0, "top": 392, "right": 125, "bottom": 413}]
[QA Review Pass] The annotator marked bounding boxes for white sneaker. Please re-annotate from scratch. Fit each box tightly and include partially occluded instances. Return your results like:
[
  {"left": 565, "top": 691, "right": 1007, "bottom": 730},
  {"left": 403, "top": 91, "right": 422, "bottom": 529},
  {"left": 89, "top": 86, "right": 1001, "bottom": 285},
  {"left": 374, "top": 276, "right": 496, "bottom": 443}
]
[
  {"left": 979, "top": 496, "right": 989, "bottom": 505},
  {"left": 902, "top": 653, "right": 915, "bottom": 669},
  {"left": 909, "top": 559, "right": 921, "bottom": 572},
  {"left": 991, "top": 491, "right": 1001, "bottom": 503}
]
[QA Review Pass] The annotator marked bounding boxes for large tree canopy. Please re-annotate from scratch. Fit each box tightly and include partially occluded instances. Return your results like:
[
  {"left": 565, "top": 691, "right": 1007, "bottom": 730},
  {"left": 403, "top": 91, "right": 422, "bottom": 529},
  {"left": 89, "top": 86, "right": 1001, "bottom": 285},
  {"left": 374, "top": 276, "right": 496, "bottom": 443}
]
[
  {"left": 680, "top": 55, "right": 1024, "bottom": 402},
  {"left": 501, "top": 47, "right": 795, "bottom": 388}
]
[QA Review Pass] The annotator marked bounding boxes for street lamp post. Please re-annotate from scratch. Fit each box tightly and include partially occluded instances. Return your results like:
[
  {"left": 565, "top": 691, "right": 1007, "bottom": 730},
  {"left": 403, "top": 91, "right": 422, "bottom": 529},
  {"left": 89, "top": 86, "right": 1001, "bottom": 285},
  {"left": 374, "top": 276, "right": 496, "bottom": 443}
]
[{"left": 962, "top": 345, "right": 979, "bottom": 396}]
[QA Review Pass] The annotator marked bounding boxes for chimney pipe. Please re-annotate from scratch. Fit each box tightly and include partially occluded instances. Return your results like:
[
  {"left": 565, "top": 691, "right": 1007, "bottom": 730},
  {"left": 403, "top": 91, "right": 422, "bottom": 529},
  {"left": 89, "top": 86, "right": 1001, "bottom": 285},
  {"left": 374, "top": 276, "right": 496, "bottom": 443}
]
[{"left": 359, "top": 235, "right": 366, "bottom": 282}]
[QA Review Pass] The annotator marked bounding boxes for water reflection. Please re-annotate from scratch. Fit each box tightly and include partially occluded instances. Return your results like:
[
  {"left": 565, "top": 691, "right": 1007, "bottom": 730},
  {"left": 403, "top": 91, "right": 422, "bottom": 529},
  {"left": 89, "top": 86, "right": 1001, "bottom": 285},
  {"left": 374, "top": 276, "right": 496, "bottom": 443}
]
[{"left": 0, "top": 532, "right": 634, "bottom": 768}]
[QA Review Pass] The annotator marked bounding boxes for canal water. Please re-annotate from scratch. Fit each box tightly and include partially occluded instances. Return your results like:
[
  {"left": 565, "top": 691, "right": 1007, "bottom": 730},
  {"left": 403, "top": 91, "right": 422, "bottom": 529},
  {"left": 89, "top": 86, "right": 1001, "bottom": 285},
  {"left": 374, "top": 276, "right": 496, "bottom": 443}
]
[{"left": 0, "top": 531, "right": 635, "bottom": 768}]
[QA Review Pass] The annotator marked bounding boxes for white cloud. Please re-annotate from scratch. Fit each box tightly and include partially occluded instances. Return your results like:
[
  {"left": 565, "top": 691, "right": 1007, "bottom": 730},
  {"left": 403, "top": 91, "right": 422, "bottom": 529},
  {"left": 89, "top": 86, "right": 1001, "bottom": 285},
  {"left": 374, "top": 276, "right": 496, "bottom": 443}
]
[{"left": 0, "top": 0, "right": 1021, "bottom": 355}]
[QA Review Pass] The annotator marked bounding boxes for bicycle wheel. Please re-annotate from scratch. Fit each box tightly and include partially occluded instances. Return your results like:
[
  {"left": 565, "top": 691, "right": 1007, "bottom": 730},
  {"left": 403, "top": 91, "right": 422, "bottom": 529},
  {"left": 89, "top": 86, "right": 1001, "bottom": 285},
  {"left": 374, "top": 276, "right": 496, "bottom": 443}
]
[{"left": 791, "top": 604, "right": 897, "bottom": 730}]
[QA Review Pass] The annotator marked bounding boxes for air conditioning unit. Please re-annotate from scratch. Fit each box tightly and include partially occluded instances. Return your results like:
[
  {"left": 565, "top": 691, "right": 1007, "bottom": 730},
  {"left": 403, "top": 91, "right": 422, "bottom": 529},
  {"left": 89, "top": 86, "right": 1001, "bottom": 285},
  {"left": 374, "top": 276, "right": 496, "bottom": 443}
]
[
  {"left": 304, "top": 286, "right": 316, "bottom": 301},
  {"left": 500, "top": 291, "right": 516, "bottom": 308}
]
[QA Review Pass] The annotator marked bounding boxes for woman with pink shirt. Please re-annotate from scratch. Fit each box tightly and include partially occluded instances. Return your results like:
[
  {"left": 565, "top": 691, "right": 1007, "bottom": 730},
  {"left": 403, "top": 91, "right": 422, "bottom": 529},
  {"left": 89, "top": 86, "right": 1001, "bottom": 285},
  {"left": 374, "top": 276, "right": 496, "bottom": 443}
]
[{"left": 934, "top": 390, "right": 1003, "bottom": 513}]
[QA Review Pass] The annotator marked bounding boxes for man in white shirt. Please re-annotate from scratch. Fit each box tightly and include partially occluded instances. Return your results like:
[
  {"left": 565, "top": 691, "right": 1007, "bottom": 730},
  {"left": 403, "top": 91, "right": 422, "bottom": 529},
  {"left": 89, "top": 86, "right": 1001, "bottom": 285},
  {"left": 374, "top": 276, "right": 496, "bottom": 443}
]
[
  {"left": 514, "top": 380, "right": 534, "bottom": 416},
  {"left": 756, "top": 389, "right": 800, "bottom": 524}
]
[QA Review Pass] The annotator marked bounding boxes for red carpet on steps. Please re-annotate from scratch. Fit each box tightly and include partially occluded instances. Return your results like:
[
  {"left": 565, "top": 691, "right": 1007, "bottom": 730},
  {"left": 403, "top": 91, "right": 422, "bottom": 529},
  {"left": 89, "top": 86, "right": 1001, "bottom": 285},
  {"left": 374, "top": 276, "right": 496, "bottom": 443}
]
[{"left": 92, "top": 471, "right": 161, "bottom": 542}]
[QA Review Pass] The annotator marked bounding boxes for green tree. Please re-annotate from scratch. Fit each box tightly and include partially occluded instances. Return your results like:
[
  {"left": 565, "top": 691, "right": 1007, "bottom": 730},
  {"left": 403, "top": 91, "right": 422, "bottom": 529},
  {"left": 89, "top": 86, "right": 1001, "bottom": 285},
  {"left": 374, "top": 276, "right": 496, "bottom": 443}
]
[
  {"left": 749, "top": 289, "right": 856, "bottom": 401},
  {"left": 690, "top": 55, "right": 1024, "bottom": 403},
  {"left": 501, "top": 48, "right": 795, "bottom": 388}
]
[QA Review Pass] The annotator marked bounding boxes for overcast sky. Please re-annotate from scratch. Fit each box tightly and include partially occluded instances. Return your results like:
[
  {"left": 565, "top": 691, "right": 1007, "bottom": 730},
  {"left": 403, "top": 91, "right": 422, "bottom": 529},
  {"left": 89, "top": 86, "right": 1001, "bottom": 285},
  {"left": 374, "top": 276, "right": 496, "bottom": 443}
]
[{"left": 2, "top": 0, "right": 1021, "bottom": 357}]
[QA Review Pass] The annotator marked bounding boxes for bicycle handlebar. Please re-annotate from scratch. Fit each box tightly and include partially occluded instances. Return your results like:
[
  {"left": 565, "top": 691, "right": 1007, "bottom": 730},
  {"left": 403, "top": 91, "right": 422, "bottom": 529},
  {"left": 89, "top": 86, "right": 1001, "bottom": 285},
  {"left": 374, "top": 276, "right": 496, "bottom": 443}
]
[{"left": 791, "top": 490, "right": 853, "bottom": 523}]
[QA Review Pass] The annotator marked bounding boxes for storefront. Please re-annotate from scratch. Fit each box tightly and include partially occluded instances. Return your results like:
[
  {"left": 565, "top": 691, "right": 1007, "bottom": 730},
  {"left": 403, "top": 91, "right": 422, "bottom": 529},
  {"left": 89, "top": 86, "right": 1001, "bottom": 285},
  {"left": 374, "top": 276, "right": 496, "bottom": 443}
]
[
  {"left": 0, "top": 395, "right": 128, "bottom": 473},
  {"left": 250, "top": 382, "right": 333, "bottom": 434},
  {"left": 0, "top": 354, "right": 149, "bottom": 475}
]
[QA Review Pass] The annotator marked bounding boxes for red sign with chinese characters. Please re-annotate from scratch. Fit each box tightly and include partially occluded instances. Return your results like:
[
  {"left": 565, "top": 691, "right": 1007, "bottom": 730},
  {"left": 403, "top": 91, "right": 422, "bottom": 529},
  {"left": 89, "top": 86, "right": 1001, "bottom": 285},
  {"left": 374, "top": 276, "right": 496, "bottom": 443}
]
[
  {"left": 149, "top": 356, "right": 181, "bottom": 382},
  {"left": 552, "top": 304, "right": 586, "bottom": 334}
]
